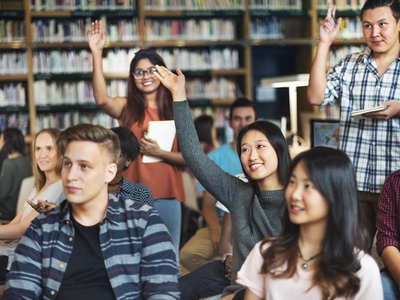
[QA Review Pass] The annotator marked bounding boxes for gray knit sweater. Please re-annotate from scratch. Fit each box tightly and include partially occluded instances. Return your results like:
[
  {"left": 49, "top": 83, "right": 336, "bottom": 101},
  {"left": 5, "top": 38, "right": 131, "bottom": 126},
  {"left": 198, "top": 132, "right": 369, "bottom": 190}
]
[{"left": 174, "top": 101, "right": 285, "bottom": 294}]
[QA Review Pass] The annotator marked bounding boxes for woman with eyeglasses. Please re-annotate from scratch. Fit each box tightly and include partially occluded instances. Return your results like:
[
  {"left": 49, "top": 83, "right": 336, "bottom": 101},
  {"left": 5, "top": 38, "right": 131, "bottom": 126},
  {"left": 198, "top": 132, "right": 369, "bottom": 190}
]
[{"left": 87, "top": 20, "right": 186, "bottom": 264}]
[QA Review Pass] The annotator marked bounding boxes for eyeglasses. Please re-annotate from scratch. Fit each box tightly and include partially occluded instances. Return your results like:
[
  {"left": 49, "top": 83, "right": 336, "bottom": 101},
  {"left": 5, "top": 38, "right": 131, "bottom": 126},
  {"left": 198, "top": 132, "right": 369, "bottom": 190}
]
[{"left": 132, "top": 67, "right": 157, "bottom": 80}]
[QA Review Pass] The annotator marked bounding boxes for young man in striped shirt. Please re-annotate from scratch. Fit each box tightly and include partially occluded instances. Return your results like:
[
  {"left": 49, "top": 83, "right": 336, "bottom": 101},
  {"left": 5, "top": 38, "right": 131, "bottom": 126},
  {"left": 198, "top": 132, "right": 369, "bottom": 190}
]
[{"left": 3, "top": 124, "right": 179, "bottom": 300}]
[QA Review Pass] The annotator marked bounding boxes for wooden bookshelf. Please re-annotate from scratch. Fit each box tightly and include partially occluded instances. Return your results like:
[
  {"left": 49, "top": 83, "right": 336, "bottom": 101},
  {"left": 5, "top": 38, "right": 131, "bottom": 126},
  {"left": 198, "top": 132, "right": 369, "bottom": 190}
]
[{"left": 0, "top": 0, "right": 365, "bottom": 140}]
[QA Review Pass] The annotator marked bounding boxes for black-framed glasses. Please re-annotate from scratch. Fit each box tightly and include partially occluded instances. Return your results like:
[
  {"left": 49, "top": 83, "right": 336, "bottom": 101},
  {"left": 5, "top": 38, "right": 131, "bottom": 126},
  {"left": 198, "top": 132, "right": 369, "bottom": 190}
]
[{"left": 132, "top": 67, "right": 157, "bottom": 80}]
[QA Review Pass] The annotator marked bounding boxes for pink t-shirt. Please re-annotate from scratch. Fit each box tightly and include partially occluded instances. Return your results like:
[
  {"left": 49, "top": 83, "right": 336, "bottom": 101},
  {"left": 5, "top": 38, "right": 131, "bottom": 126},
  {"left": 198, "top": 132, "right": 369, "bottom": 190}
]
[{"left": 237, "top": 241, "right": 383, "bottom": 300}]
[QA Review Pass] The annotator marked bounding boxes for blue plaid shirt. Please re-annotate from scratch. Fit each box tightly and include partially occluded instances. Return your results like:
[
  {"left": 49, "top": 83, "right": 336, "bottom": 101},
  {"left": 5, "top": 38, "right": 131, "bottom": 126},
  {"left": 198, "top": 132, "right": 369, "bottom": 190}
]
[
  {"left": 115, "top": 177, "right": 154, "bottom": 207},
  {"left": 3, "top": 193, "right": 179, "bottom": 300},
  {"left": 324, "top": 47, "right": 400, "bottom": 193}
]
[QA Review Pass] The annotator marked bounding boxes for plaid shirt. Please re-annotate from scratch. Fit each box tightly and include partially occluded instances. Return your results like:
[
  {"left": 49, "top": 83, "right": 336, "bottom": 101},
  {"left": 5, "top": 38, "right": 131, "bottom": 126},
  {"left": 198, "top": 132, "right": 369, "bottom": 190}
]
[
  {"left": 324, "top": 47, "right": 400, "bottom": 193},
  {"left": 3, "top": 193, "right": 179, "bottom": 300},
  {"left": 115, "top": 177, "right": 154, "bottom": 207},
  {"left": 376, "top": 169, "right": 400, "bottom": 256}
]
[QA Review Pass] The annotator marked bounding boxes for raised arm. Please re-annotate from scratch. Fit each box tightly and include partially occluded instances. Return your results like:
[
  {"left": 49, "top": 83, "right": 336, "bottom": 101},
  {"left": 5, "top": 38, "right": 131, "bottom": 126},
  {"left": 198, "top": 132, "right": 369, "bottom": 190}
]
[
  {"left": 154, "top": 66, "right": 244, "bottom": 209},
  {"left": 88, "top": 20, "right": 126, "bottom": 119},
  {"left": 307, "top": 1, "right": 342, "bottom": 105}
]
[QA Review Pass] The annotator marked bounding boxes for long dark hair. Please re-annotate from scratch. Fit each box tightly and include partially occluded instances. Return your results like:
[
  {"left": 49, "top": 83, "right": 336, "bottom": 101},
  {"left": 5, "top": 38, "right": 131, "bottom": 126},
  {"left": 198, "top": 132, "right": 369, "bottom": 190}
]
[
  {"left": 236, "top": 120, "right": 291, "bottom": 194},
  {"left": 120, "top": 49, "right": 173, "bottom": 127},
  {"left": 260, "top": 147, "right": 369, "bottom": 299},
  {"left": 194, "top": 115, "right": 215, "bottom": 146},
  {"left": 1, "top": 128, "right": 26, "bottom": 155},
  {"left": 236, "top": 121, "right": 291, "bottom": 231}
]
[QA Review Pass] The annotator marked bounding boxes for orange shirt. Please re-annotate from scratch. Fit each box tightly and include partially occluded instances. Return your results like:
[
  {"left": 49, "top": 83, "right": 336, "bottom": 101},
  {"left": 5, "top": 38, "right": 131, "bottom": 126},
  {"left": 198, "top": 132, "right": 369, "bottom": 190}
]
[{"left": 123, "top": 107, "right": 185, "bottom": 202}]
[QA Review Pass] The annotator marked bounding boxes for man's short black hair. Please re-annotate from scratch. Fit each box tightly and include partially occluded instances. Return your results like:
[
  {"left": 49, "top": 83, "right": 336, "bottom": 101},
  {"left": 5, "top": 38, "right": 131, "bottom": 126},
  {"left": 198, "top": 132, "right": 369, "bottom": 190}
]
[
  {"left": 111, "top": 126, "right": 140, "bottom": 170},
  {"left": 229, "top": 97, "right": 257, "bottom": 120},
  {"left": 361, "top": 0, "right": 400, "bottom": 21}
]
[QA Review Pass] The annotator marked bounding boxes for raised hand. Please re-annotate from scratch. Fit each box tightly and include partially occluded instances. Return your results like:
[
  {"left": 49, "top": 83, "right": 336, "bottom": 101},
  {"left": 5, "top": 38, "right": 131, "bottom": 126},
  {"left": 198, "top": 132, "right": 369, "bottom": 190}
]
[
  {"left": 154, "top": 65, "right": 187, "bottom": 101},
  {"left": 87, "top": 20, "right": 107, "bottom": 53},
  {"left": 319, "top": 0, "right": 341, "bottom": 43}
]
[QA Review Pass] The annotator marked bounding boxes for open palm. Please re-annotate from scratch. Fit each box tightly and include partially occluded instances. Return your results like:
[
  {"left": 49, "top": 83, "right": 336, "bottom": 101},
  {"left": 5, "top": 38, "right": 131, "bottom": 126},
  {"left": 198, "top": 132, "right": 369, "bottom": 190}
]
[{"left": 87, "top": 20, "right": 107, "bottom": 52}]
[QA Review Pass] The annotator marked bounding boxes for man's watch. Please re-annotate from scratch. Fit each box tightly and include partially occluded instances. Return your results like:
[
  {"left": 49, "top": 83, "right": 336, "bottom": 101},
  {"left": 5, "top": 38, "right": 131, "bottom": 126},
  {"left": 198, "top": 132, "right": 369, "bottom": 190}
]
[{"left": 221, "top": 252, "right": 232, "bottom": 264}]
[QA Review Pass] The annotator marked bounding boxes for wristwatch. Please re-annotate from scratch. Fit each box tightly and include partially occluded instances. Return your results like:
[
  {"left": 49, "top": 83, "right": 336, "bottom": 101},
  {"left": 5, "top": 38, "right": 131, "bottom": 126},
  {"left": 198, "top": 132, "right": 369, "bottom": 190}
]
[{"left": 221, "top": 252, "right": 232, "bottom": 264}]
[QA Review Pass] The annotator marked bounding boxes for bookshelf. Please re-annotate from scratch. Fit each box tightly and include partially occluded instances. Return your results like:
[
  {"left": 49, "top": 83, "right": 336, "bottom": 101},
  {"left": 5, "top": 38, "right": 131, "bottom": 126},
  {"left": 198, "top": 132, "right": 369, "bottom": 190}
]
[{"left": 0, "top": 0, "right": 366, "bottom": 142}]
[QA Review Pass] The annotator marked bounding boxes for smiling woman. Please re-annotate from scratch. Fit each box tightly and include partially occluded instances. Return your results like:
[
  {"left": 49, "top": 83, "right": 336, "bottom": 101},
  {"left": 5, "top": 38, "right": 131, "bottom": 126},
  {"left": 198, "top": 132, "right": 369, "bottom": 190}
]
[
  {"left": 88, "top": 20, "right": 185, "bottom": 263},
  {"left": 236, "top": 147, "right": 383, "bottom": 300},
  {"left": 0, "top": 128, "right": 65, "bottom": 281}
]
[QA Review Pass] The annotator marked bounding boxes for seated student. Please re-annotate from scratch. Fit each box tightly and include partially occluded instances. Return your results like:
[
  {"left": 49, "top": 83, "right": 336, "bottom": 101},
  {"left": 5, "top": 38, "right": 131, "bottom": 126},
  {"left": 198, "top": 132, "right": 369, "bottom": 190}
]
[
  {"left": 34, "top": 126, "right": 154, "bottom": 213},
  {"left": 376, "top": 169, "right": 400, "bottom": 300},
  {"left": 3, "top": 124, "right": 180, "bottom": 299},
  {"left": 154, "top": 66, "right": 290, "bottom": 299},
  {"left": 237, "top": 147, "right": 383, "bottom": 299},
  {"left": 0, "top": 128, "right": 65, "bottom": 281},
  {"left": 108, "top": 126, "right": 154, "bottom": 207},
  {"left": 180, "top": 100, "right": 256, "bottom": 275},
  {"left": 0, "top": 128, "right": 33, "bottom": 220}
]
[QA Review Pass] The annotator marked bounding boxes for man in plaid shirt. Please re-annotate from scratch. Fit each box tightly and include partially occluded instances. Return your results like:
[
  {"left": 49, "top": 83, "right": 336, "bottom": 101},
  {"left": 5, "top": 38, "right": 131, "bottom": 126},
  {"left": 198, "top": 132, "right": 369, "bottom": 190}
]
[{"left": 308, "top": 0, "right": 400, "bottom": 250}]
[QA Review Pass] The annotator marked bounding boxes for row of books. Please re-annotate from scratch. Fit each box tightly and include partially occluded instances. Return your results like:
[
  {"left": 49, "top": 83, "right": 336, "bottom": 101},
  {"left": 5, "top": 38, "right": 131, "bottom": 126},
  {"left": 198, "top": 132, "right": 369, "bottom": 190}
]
[
  {"left": 145, "top": 18, "right": 236, "bottom": 41},
  {"left": 186, "top": 77, "right": 236, "bottom": 99},
  {"left": 250, "top": 16, "right": 283, "bottom": 40},
  {"left": 36, "top": 111, "right": 119, "bottom": 131},
  {"left": 157, "top": 47, "right": 240, "bottom": 70},
  {"left": 327, "top": 45, "right": 365, "bottom": 68},
  {"left": 31, "top": 17, "right": 139, "bottom": 43},
  {"left": 33, "top": 49, "right": 93, "bottom": 74},
  {"left": 33, "top": 75, "right": 238, "bottom": 105},
  {"left": 318, "top": 0, "right": 362, "bottom": 10},
  {"left": 191, "top": 106, "right": 228, "bottom": 128},
  {"left": 335, "top": 17, "right": 363, "bottom": 40},
  {"left": 145, "top": 0, "right": 243, "bottom": 10},
  {"left": 0, "top": 113, "right": 29, "bottom": 135},
  {"left": 33, "top": 80, "right": 95, "bottom": 105},
  {"left": 0, "top": 53, "right": 28, "bottom": 75},
  {"left": 0, "top": 83, "right": 26, "bottom": 107},
  {"left": 30, "top": 0, "right": 135, "bottom": 11},
  {"left": 249, "top": 0, "right": 302, "bottom": 10},
  {"left": 32, "top": 47, "right": 240, "bottom": 74},
  {"left": 0, "top": 20, "right": 25, "bottom": 43}
]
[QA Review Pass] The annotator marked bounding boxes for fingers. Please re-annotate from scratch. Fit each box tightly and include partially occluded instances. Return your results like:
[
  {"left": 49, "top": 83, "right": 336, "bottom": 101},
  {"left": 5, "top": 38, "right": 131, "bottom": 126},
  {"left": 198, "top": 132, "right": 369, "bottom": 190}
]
[
  {"left": 88, "top": 20, "right": 103, "bottom": 37},
  {"left": 176, "top": 67, "right": 183, "bottom": 75},
  {"left": 326, "top": 0, "right": 333, "bottom": 18}
]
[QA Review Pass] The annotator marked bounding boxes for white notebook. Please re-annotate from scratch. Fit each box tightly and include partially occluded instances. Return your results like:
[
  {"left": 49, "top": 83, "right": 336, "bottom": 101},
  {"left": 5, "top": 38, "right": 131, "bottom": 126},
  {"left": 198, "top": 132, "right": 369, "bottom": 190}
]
[
  {"left": 351, "top": 105, "right": 386, "bottom": 121},
  {"left": 142, "top": 120, "right": 176, "bottom": 163}
]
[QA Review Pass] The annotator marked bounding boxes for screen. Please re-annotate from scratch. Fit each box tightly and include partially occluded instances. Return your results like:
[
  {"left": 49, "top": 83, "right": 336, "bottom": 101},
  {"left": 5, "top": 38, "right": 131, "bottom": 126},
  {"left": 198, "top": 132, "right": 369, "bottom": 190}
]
[{"left": 310, "top": 119, "right": 340, "bottom": 149}]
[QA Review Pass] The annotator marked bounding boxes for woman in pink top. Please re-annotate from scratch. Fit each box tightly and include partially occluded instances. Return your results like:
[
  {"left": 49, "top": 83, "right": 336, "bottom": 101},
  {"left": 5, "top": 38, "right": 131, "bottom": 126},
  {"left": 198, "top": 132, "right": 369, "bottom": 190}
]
[
  {"left": 88, "top": 21, "right": 185, "bottom": 261},
  {"left": 237, "top": 147, "right": 383, "bottom": 300}
]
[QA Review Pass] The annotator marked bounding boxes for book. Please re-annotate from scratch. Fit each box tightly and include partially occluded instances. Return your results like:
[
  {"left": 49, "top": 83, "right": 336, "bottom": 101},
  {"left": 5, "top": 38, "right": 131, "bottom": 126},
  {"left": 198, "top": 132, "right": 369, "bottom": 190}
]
[
  {"left": 351, "top": 105, "right": 386, "bottom": 121},
  {"left": 142, "top": 120, "right": 176, "bottom": 163}
]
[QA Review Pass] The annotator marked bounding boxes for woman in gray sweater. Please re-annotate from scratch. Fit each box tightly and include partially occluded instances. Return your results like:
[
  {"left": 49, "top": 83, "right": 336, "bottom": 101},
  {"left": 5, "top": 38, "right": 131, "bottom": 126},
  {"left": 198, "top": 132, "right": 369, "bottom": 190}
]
[{"left": 155, "top": 66, "right": 291, "bottom": 299}]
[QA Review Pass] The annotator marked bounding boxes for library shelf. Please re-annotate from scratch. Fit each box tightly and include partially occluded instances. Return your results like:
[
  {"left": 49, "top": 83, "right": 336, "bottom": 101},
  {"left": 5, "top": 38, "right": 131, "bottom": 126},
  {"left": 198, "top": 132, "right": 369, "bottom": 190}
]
[
  {"left": 0, "top": 75, "right": 28, "bottom": 81},
  {"left": 0, "top": 0, "right": 367, "bottom": 143}
]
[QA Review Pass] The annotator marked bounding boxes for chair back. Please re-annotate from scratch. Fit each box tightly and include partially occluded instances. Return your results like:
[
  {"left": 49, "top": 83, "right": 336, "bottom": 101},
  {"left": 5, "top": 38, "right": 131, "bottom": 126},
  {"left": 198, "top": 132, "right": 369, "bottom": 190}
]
[
  {"left": 16, "top": 176, "right": 35, "bottom": 212},
  {"left": 182, "top": 170, "right": 200, "bottom": 214}
]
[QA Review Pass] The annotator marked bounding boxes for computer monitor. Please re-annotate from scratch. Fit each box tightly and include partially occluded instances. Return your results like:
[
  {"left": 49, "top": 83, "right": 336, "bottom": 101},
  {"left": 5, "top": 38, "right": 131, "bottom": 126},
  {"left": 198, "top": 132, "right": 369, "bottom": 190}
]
[{"left": 310, "top": 119, "right": 340, "bottom": 149}]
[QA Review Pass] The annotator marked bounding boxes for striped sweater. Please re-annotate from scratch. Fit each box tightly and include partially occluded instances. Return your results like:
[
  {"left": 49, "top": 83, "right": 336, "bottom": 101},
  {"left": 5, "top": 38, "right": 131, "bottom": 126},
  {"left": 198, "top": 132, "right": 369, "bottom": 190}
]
[{"left": 3, "top": 193, "right": 179, "bottom": 300}]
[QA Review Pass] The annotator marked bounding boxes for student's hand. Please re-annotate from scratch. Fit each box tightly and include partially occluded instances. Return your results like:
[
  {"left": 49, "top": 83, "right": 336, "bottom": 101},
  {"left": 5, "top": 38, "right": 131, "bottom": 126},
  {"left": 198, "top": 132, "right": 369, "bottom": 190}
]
[
  {"left": 211, "top": 226, "right": 222, "bottom": 252},
  {"left": 154, "top": 65, "right": 187, "bottom": 101},
  {"left": 224, "top": 255, "right": 233, "bottom": 280},
  {"left": 140, "top": 136, "right": 162, "bottom": 157},
  {"left": 87, "top": 20, "right": 106, "bottom": 53},
  {"left": 364, "top": 100, "right": 400, "bottom": 120},
  {"left": 27, "top": 199, "right": 57, "bottom": 213},
  {"left": 318, "top": 0, "right": 341, "bottom": 44}
]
